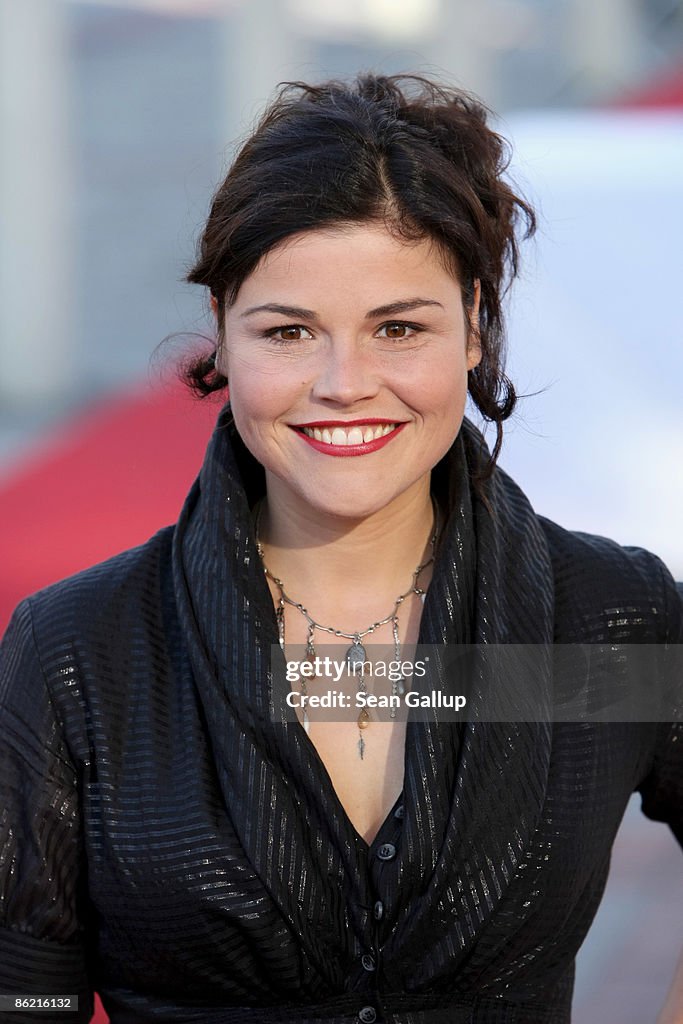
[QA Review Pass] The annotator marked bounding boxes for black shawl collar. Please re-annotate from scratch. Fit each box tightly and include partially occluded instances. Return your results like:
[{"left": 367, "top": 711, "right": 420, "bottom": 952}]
[{"left": 172, "top": 405, "right": 554, "bottom": 985}]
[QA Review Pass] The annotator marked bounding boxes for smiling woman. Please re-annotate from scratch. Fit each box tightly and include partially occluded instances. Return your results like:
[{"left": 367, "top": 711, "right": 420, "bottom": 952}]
[
  {"left": 0, "top": 73, "right": 681, "bottom": 1024},
  {"left": 216, "top": 225, "right": 480, "bottom": 523}
]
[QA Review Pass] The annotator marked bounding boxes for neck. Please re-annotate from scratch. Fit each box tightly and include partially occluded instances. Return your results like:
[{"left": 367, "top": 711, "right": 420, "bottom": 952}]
[{"left": 256, "top": 478, "right": 437, "bottom": 614}]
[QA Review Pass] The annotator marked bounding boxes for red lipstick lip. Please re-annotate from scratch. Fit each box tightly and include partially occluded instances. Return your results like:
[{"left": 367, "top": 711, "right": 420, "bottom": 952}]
[
  {"left": 291, "top": 418, "right": 404, "bottom": 428},
  {"left": 293, "top": 421, "right": 407, "bottom": 457}
]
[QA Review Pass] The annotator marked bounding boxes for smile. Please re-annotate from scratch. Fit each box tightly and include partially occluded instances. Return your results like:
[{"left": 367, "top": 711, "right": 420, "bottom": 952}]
[
  {"left": 302, "top": 423, "right": 396, "bottom": 445},
  {"left": 291, "top": 420, "right": 407, "bottom": 457}
]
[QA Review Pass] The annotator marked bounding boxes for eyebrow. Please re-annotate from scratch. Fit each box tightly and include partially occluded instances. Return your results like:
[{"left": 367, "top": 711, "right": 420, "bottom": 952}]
[
  {"left": 240, "top": 298, "right": 444, "bottom": 320},
  {"left": 366, "top": 298, "right": 444, "bottom": 319}
]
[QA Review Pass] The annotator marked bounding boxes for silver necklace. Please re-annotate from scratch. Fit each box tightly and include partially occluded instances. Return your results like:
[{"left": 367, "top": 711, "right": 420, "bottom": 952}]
[{"left": 254, "top": 501, "right": 439, "bottom": 759}]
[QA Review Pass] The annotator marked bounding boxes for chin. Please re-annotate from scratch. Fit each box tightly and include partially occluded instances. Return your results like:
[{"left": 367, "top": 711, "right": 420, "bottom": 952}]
[
  {"left": 294, "top": 483, "right": 413, "bottom": 522},
  {"left": 301, "top": 494, "right": 378, "bottom": 520}
]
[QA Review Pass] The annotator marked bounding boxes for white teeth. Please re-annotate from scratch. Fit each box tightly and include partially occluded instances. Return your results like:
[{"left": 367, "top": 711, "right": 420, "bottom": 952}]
[
  {"left": 346, "top": 427, "right": 364, "bottom": 446},
  {"left": 331, "top": 427, "right": 348, "bottom": 446},
  {"left": 300, "top": 423, "right": 397, "bottom": 445}
]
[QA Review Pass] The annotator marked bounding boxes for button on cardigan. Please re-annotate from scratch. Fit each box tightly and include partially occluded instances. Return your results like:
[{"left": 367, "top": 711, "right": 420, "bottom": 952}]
[{"left": 1, "top": 410, "right": 681, "bottom": 1023}]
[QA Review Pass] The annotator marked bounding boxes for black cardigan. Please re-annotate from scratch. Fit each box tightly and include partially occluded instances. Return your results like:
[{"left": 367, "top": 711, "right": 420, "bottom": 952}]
[{"left": 1, "top": 411, "right": 681, "bottom": 1024}]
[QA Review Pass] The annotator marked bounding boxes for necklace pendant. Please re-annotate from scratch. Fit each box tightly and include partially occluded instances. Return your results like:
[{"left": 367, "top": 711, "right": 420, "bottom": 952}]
[
  {"left": 346, "top": 640, "right": 366, "bottom": 669},
  {"left": 254, "top": 499, "right": 440, "bottom": 764}
]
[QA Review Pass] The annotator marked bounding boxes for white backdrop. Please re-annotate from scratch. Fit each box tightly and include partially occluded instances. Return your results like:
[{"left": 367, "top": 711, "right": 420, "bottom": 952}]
[{"left": 495, "top": 110, "right": 683, "bottom": 577}]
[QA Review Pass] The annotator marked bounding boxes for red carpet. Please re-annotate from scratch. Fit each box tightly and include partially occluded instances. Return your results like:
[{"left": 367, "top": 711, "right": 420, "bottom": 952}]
[{"left": 0, "top": 382, "right": 220, "bottom": 635}]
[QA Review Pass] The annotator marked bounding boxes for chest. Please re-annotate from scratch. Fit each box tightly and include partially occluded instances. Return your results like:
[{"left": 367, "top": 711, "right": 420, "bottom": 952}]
[
  {"left": 303, "top": 717, "right": 407, "bottom": 844},
  {"left": 80, "top": 660, "right": 653, "bottom": 1003},
  {"left": 275, "top": 592, "right": 425, "bottom": 846}
]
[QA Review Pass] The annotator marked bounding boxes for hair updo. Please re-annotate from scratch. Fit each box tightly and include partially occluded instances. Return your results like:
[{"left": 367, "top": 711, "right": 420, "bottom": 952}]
[{"left": 185, "top": 72, "right": 536, "bottom": 477}]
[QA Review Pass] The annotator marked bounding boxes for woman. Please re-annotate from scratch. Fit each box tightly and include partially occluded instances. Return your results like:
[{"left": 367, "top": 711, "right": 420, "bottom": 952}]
[{"left": 0, "top": 74, "right": 681, "bottom": 1024}]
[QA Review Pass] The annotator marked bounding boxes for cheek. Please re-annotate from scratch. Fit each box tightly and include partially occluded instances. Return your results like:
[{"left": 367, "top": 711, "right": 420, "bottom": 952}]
[
  {"left": 404, "top": 359, "right": 468, "bottom": 416},
  {"left": 225, "top": 355, "right": 277, "bottom": 412},
  {"left": 230, "top": 390, "right": 273, "bottom": 444},
  {"left": 407, "top": 363, "right": 469, "bottom": 459},
  {"left": 226, "top": 365, "right": 301, "bottom": 461},
  {"left": 228, "top": 394, "right": 277, "bottom": 471}
]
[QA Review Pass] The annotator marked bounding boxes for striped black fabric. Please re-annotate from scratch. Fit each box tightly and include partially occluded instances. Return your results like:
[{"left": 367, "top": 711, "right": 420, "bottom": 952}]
[{"left": 1, "top": 408, "right": 681, "bottom": 1024}]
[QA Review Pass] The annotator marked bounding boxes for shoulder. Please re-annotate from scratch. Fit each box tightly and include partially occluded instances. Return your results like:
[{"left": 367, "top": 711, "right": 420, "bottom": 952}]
[
  {"left": 25, "top": 525, "right": 175, "bottom": 631},
  {"left": 1, "top": 526, "right": 181, "bottom": 772},
  {"left": 537, "top": 516, "right": 682, "bottom": 643},
  {"left": 7, "top": 527, "right": 178, "bottom": 692},
  {"left": 1, "top": 527, "right": 179, "bottom": 759}
]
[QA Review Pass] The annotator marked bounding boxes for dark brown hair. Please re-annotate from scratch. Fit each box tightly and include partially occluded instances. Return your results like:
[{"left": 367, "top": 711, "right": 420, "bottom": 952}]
[{"left": 185, "top": 72, "right": 536, "bottom": 478}]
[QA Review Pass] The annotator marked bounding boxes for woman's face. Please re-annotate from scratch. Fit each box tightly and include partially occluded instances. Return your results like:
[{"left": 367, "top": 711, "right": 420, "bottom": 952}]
[{"left": 218, "top": 222, "right": 481, "bottom": 521}]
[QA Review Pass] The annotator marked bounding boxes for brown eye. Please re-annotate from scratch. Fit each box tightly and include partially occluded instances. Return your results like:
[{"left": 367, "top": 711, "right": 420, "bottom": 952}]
[
  {"left": 265, "top": 325, "right": 313, "bottom": 343},
  {"left": 280, "top": 326, "right": 304, "bottom": 341},
  {"left": 378, "top": 322, "right": 421, "bottom": 340}
]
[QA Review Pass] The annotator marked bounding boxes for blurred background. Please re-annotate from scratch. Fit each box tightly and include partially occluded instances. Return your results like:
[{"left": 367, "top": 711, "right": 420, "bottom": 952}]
[{"left": 0, "top": 1, "right": 681, "bottom": 1021}]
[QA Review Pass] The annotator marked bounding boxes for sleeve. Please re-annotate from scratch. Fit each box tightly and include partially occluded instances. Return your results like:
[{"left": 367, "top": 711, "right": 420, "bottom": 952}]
[
  {"left": 636, "top": 577, "right": 683, "bottom": 850},
  {"left": 0, "top": 600, "right": 94, "bottom": 1023}
]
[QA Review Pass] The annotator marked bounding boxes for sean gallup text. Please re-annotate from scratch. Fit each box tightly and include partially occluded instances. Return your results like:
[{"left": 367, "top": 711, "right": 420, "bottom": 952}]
[{"left": 286, "top": 690, "right": 467, "bottom": 711}]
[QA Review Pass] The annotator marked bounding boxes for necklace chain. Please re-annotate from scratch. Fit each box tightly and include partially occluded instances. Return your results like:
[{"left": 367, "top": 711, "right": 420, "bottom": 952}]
[
  {"left": 254, "top": 504, "right": 438, "bottom": 642},
  {"left": 253, "top": 499, "right": 440, "bottom": 759}
]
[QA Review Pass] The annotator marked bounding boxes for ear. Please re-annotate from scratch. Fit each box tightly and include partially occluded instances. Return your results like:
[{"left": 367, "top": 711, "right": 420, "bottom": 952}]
[
  {"left": 466, "top": 279, "right": 482, "bottom": 371},
  {"left": 209, "top": 295, "right": 228, "bottom": 378}
]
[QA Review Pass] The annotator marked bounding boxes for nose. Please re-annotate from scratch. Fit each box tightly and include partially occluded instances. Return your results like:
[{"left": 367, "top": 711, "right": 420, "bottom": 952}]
[{"left": 310, "top": 340, "right": 380, "bottom": 406}]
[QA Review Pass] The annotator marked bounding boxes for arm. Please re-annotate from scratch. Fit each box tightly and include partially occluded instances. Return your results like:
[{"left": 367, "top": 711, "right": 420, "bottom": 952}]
[
  {"left": 639, "top": 577, "right": 683, "bottom": 1024},
  {"left": 638, "top": 575, "right": 683, "bottom": 840},
  {"left": 0, "top": 601, "right": 94, "bottom": 1023}
]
